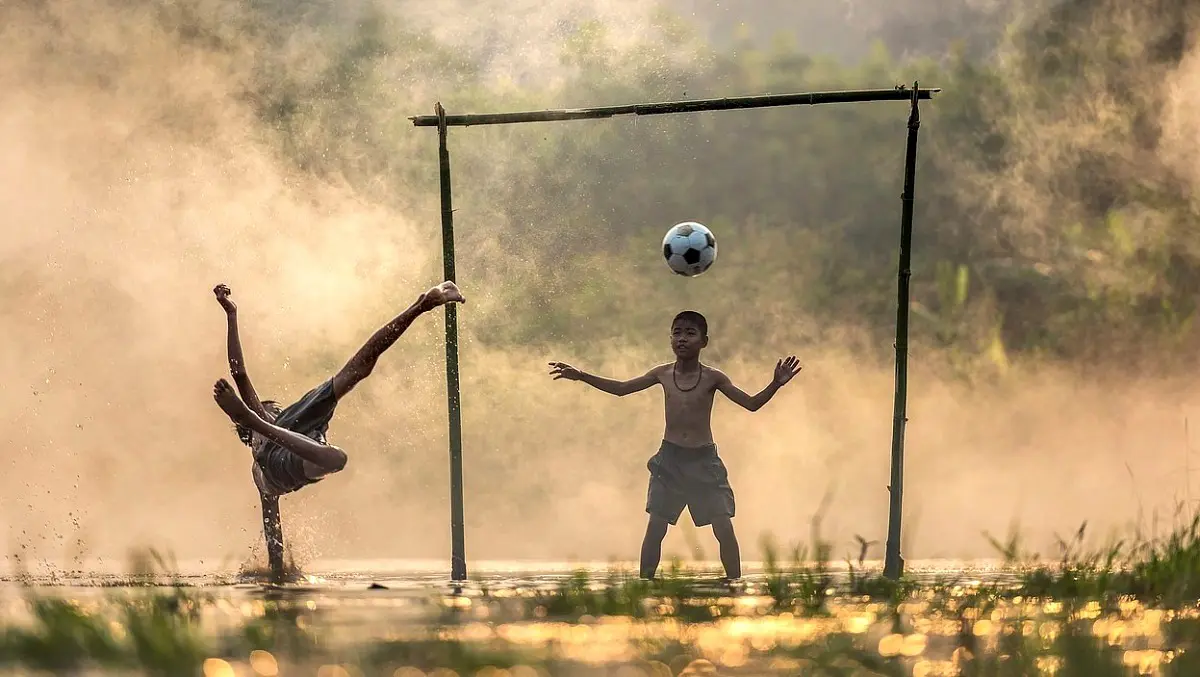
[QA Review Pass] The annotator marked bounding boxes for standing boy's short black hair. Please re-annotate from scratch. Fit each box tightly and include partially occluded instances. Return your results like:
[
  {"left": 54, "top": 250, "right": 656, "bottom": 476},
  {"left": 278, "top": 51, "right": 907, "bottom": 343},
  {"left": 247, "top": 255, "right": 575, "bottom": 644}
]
[{"left": 672, "top": 310, "right": 708, "bottom": 336}]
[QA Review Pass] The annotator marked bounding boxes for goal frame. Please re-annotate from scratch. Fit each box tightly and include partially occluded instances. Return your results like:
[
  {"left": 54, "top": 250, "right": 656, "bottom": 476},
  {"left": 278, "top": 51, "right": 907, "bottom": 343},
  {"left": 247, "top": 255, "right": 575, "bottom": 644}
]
[{"left": 410, "top": 83, "right": 938, "bottom": 582}]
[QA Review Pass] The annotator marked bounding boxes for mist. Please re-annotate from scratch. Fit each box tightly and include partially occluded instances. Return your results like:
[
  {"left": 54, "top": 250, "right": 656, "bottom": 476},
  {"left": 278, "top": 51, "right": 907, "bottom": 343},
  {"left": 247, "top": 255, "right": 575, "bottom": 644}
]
[{"left": 3, "top": 0, "right": 1200, "bottom": 578}]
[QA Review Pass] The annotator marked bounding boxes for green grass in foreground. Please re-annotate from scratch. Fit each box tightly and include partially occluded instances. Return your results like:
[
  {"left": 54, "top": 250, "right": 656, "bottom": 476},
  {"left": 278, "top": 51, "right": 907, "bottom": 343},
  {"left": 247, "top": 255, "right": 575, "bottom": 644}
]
[{"left": 8, "top": 512, "right": 1200, "bottom": 675}]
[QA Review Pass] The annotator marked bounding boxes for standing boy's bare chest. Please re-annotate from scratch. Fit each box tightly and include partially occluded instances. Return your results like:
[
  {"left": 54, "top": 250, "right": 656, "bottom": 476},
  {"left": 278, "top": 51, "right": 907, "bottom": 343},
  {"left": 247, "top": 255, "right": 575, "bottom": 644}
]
[{"left": 662, "top": 374, "right": 717, "bottom": 416}]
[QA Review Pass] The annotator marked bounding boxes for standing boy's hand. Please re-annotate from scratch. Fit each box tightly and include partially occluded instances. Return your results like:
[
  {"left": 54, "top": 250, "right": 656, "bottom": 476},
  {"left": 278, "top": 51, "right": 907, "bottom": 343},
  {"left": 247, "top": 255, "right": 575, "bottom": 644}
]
[
  {"left": 773, "top": 356, "right": 802, "bottom": 386},
  {"left": 548, "top": 362, "right": 584, "bottom": 381}
]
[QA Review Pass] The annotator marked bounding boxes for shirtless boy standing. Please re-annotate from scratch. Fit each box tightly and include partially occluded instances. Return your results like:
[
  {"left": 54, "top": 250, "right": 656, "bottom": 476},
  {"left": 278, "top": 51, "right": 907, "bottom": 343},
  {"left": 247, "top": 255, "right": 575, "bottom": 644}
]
[{"left": 548, "top": 310, "right": 801, "bottom": 581}]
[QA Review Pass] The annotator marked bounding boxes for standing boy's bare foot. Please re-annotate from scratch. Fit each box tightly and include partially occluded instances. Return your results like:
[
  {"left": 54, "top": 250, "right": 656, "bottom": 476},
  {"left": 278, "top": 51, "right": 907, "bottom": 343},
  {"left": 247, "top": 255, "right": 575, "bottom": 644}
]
[
  {"left": 722, "top": 577, "right": 746, "bottom": 593},
  {"left": 213, "top": 378, "right": 257, "bottom": 427},
  {"left": 420, "top": 281, "right": 466, "bottom": 310}
]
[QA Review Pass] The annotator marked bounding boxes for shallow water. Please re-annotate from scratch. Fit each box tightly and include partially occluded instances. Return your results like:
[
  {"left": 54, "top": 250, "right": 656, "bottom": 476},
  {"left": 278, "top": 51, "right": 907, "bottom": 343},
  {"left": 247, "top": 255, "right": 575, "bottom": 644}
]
[
  {"left": 16, "top": 559, "right": 1150, "bottom": 676},
  {"left": 0, "top": 558, "right": 1020, "bottom": 594}
]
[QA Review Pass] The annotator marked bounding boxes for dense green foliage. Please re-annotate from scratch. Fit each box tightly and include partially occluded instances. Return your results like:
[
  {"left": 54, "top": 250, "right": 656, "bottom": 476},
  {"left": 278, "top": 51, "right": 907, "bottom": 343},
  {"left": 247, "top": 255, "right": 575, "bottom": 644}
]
[
  {"left": 11, "top": 0, "right": 1198, "bottom": 376},
  {"left": 176, "top": 0, "right": 1200, "bottom": 376}
]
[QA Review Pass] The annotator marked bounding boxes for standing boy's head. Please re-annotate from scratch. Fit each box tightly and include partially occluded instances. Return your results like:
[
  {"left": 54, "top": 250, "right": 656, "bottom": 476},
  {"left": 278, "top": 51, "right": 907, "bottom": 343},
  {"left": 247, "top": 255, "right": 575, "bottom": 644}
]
[{"left": 671, "top": 310, "right": 709, "bottom": 360}]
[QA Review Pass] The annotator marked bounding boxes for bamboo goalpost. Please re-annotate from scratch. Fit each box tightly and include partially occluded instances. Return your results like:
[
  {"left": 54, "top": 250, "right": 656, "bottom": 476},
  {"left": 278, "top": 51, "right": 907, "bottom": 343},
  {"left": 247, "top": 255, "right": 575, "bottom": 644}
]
[{"left": 410, "top": 84, "right": 939, "bottom": 582}]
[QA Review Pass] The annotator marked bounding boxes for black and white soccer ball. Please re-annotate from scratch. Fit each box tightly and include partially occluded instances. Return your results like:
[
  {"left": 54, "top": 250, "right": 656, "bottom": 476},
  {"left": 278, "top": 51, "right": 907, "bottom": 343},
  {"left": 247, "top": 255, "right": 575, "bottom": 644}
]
[{"left": 662, "top": 221, "right": 717, "bottom": 277}]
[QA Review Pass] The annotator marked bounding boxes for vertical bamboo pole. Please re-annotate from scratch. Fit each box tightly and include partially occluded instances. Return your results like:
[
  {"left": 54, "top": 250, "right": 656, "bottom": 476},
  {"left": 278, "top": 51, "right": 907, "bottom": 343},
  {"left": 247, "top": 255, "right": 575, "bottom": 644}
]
[
  {"left": 437, "top": 103, "right": 468, "bottom": 581},
  {"left": 884, "top": 83, "right": 922, "bottom": 581}
]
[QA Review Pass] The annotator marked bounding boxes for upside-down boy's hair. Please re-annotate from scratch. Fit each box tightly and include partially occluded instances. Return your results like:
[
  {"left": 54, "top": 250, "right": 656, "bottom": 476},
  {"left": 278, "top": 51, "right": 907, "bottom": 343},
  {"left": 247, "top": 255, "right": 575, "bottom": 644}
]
[{"left": 234, "top": 400, "right": 283, "bottom": 447}]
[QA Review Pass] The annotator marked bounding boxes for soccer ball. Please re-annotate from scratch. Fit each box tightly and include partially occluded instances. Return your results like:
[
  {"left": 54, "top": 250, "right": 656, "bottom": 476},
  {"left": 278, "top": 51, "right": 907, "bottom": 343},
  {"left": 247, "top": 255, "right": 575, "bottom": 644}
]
[{"left": 662, "top": 222, "right": 717, "bottom": 277}]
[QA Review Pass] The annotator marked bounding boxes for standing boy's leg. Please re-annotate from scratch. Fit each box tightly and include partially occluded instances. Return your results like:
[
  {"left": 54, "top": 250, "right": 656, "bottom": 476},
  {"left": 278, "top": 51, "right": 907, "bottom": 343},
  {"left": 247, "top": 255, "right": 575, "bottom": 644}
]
[
  {"left": 684, "top": 446, "right": 738, "bottom": 579},
  {"left": 330, "top": 281, "right": 466, "bottom": 400},
  {"left": 640, "top": 517, "right": 671, "bottom": 579},
  {"left": 645, "top": 445, "right": 688, "bottom": 580},
  {"left": 710, "top": 516, "right": 742, "bottom": 580}
]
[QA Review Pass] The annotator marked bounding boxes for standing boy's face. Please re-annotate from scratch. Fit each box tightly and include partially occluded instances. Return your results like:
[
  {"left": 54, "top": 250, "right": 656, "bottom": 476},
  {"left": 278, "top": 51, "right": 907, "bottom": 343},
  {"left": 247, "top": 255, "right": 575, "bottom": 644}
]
[{"left": 670, "top": 320, "right": 707, "bottom": 359}]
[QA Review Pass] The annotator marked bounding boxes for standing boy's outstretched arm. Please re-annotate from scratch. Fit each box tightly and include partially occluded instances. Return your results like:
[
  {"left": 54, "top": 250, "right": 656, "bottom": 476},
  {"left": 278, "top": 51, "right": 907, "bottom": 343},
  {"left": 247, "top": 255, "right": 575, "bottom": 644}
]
[
  {"left": 548, "top": 362, "right": 663, "bottom": 397},
  {"left": 214, "top": 284, "right": 268, "bottom": 419},
  {"left": 714, "top": 356, "right": 802, "bottom": 412}
]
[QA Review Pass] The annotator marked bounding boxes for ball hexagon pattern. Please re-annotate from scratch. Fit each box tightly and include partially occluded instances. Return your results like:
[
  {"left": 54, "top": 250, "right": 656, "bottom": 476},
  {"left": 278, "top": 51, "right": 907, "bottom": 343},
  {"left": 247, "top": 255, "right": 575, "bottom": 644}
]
[{"left": 662, "top": 221, "right": 717, "bottom": 277}]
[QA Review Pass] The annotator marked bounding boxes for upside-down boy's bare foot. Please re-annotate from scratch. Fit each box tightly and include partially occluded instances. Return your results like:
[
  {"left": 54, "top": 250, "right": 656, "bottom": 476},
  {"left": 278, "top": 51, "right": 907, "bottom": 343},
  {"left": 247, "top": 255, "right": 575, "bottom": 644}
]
[
  {"left": 213, "top": 378, "right": 257, "bottom": 427},
  {"left": 420, "top": 281, "right": 466, "bottom": 310}
]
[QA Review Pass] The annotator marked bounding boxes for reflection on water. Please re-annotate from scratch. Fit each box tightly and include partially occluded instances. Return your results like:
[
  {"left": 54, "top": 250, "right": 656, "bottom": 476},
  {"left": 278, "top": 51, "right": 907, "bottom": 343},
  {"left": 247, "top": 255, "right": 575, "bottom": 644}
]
[{"left": 4, "top": 560, "right": 1185, "bottom": 676}]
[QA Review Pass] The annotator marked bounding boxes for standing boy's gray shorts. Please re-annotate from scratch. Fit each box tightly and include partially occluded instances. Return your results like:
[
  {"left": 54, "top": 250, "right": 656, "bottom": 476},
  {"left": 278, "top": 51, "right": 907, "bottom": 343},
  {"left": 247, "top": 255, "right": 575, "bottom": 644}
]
[{"left": 645, "top": 440, "right": 736, "bottom": 527}]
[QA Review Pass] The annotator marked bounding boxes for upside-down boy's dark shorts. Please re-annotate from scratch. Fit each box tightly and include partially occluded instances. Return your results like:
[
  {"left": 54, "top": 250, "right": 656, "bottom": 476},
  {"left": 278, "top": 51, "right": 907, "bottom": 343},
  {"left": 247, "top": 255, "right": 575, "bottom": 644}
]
[
  {"left": 646, "top": 440, "right": 736, "bottom": 527},
  {"left": 255, "top": 379, "right": 340, "bottom": 497}
]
